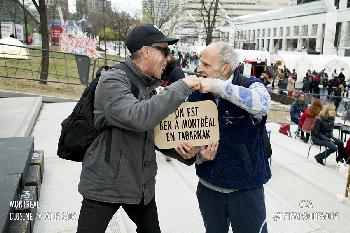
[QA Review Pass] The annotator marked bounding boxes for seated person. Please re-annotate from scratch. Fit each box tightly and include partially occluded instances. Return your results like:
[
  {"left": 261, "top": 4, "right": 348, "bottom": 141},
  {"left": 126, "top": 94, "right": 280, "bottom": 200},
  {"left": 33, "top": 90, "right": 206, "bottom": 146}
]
[
  {"left": 311, "top": 105, "right": 346, "bottom": 165},
  {"left": 290, "top": 92, "right": 307, "bottom": 125},
  {"left": 298, "top": 99, "right": 323, "bottom": 143}
]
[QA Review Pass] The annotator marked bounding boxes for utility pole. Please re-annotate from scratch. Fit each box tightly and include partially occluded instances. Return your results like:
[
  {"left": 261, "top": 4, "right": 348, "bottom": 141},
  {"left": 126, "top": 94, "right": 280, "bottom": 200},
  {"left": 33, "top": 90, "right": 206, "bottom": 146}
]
[
  {"left": 0, "top": 1, "right": 3, "bottom": 39},
  {"left": 103, "top": 0, "right": 107, "bottom": 65},
  {"left": 23, "top": 0, "right": 29, "bottom": 44}
]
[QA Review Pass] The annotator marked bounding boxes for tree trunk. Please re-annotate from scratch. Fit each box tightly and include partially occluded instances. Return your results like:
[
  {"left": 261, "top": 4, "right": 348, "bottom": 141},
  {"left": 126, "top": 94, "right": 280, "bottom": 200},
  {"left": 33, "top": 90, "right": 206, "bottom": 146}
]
[
  {"left": 206, "top": 28, "right": 213, "bottom": 45},
  {"left": 23, "top": 2, "right": 29, "bottom": 44},
  {"left": 38, "top": 3, "right": 49, "bottom": 84}
]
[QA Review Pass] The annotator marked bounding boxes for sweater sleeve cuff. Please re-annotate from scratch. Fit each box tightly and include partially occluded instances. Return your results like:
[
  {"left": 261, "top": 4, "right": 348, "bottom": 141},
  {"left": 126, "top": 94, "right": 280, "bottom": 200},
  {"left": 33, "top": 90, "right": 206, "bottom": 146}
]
[{"left": 210, "top": 79, "right": 227, "bottom": 95}]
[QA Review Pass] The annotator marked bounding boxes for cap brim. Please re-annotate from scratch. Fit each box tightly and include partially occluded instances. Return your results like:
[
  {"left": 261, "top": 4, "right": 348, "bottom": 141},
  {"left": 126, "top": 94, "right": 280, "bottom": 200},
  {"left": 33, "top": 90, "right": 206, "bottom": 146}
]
[{"left": 156, "top": 37, "right": 179, "bottom": 45}]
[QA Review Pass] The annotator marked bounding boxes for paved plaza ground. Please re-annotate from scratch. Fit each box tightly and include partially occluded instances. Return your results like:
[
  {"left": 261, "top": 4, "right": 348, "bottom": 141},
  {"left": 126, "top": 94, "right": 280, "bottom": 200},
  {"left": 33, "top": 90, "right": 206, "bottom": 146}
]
[{"left": 1, "top": 97, "right": 350, "bottom": 233}]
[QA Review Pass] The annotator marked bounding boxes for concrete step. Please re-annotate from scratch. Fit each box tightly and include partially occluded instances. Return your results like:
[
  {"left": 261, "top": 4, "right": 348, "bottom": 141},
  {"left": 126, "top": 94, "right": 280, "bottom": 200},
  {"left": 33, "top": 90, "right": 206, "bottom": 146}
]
[
  {"left": 0, "top": 97, "right": 42, "bottom": 138},
  {"left": 0, "top": 137, "right": 34, "bottom": 232}
]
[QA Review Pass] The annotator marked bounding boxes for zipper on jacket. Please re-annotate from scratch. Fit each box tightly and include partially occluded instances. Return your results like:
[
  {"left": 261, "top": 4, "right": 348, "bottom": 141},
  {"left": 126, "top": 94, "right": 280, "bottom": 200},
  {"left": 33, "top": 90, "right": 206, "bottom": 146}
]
[
  {"left": 141, "top": 131, "right": 146, "bottom": 196},
  {"left": 141, "top": 87, "right": 150, "bottom": 194},
  {"left": 104, "top": 129, "right": 112, "bottom": 162}
]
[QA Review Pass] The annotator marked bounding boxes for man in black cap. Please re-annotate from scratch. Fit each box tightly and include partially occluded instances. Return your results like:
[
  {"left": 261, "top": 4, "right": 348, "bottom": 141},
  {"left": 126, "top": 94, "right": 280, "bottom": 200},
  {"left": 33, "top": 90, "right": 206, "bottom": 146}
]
[{"left": 76, "top": 24, "right": 200, "bottom": 233}]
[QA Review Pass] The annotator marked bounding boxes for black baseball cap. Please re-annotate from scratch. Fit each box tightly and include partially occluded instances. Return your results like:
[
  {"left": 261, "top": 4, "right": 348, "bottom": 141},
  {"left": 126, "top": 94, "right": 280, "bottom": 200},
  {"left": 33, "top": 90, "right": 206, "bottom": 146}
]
[{"left": 126, "top": 24, "right": 179, "bottom": 53}]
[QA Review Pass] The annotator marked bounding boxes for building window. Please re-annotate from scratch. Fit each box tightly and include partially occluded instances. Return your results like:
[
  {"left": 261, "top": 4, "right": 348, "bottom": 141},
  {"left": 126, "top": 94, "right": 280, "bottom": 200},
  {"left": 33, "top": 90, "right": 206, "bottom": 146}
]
[
  {"left": 334, "top": 22, "right": 342, "bottom": 47},
  {"left": 335, "top": 0, "right": 340, "bottom": 9},
  {"left": 311, "top": 24, "right": 318, "bottom": 36},
  {"left": 273, "top": 28, "right": 277, "bottom": 37},
  {"left": 262, "top": 29, "right": 265, "bottom": 37},
  {"left": 257, "top": 29, "right": 260, "bottom": 37},
  {"left": 280, "top": 27, "right": 283, "bottom": 37},
  {"left": 302, "top": 25, "right": 308, "bottom": 36},
  {"left": 294, "top": 26, "right": 299, "bottom": 36},
  {"left": 286, "top": 27, "right": 290, "bottom": 36},
  {"left": 252, "top": 30, "right": 255, "bottom": 41},
  {"left": 267, "top": 29, "right": 271, "bottom": 37},
  {"left": 345, "top": 22, "right": 350, "bottom": 46}
]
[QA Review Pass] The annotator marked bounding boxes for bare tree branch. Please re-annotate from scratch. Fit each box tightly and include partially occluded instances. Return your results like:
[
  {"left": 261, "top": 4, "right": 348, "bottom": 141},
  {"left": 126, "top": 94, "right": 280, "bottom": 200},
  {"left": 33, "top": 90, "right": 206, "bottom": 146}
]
[
  {"left": 31, "top": 0, "right": 38, "bottom": 10},
  {"left": 143, "top": 0, "right": 183, "bottom": 31},
  {"left": 199, "top": 0, "right": 220, "bottom": 45}
]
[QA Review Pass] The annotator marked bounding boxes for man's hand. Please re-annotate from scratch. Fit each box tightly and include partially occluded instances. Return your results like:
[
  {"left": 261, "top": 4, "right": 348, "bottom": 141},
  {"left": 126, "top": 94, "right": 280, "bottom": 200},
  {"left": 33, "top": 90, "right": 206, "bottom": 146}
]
[
  {"left": 175, "top": 142, "right": 198, "bottom": 160},
  {"left": 198, "top": 142, "right": 219, "bottom": 161},
  {"left": 183, "top": 75, "right": 201, "bottom": 91},
  {"left": 199, "top": 77, "right": 214, "bottom": 93}
]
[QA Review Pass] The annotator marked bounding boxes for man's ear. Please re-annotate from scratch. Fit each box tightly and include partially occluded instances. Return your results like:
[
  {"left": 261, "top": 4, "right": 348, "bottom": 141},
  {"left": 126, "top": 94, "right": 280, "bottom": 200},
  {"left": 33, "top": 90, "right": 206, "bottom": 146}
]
[
  {"left": 221, "top": 63, "right": 232, "bottom": 77},
  {"left": 140, "top": 46, "right": 148, "bottom": 59}
]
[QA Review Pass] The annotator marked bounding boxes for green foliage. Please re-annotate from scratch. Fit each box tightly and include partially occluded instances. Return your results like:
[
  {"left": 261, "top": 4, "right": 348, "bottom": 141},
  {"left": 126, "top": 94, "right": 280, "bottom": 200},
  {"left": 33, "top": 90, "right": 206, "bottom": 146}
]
[{"left": 98, "top": 28, "right": 117, "bottom": 41}]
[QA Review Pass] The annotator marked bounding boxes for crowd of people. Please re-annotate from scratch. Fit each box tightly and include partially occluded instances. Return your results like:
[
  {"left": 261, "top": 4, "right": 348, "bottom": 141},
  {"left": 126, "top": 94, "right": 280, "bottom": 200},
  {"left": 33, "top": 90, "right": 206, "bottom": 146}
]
[
  {"left": 170, "top": 50, "right": 200, "bottom": 70},
  {"left": 259, "top": 64, "right": 349, "bottom": 106},
  {"left": 287, "top": 90, "right": 350, "bottom": 165}
]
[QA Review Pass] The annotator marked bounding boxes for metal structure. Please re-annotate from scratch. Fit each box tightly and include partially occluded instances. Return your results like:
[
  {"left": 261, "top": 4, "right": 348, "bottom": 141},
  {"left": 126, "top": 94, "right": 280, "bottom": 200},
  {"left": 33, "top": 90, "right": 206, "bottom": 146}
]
[{"left": 0, "top": 43, "right": 119, "bottom": 85}]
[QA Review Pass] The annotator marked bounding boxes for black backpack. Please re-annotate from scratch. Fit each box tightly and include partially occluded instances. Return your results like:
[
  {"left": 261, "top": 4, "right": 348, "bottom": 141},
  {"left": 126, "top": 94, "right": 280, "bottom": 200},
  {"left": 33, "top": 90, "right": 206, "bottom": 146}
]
[
  {"left": 57, "top": 63, "right": 138, "bottom": 162},
  {"left": 233, "top": 74, "right": 272, "bottom": 159}
]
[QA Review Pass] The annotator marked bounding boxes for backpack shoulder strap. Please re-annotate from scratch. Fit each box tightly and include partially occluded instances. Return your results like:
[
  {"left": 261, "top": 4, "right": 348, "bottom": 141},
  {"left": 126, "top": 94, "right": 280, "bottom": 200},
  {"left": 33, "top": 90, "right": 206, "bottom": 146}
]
[{"left": 114, "top": 63, "right": 139, "bottom": 98}]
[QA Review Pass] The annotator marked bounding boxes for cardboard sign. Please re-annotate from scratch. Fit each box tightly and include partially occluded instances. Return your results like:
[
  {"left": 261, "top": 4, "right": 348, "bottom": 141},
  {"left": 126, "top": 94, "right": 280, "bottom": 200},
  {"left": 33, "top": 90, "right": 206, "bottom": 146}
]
[{"left": 154, "top": 100, "right": 219, "bottom": 149}]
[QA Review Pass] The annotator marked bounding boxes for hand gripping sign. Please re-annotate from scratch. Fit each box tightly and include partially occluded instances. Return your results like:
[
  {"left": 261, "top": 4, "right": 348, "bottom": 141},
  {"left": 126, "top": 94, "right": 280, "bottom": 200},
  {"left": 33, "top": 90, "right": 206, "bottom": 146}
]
[{"left": 154, "top": 100, "right": 219, "bottom": 149}]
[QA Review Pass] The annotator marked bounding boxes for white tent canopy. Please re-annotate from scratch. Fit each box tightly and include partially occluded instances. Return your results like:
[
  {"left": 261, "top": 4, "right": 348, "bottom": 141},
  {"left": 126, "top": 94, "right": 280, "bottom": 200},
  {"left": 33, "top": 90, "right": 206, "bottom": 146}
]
[
  {"left": 276, "top": 51, "right": 350, "bottom": 82},
  {"left": 295, "top": 56, "right": 314, "bottom": 81},
  {"left": 236, "top": 49, "right": 271, "bottom": 64},
  {"left": 325, "top": 58, "right": 350, "bottom": 81},
  {"left": 306, "top": 54, "right": 337, "bottom": 72},
  {"left": 0, "top": 38, "right": 30, "bottom": 60},
  {"left": 277, "top": 51, "right": 304, "bottom": 71}
]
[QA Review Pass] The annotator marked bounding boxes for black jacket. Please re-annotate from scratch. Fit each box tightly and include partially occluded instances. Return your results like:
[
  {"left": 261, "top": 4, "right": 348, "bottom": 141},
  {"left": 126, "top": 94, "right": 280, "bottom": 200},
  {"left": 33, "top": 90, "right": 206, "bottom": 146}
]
[
  {"left": 311, "top": 117, "right": 335, "bottom": 141},
  {"left": 161, "top": 62, "right": 185, "bottom": 86}
]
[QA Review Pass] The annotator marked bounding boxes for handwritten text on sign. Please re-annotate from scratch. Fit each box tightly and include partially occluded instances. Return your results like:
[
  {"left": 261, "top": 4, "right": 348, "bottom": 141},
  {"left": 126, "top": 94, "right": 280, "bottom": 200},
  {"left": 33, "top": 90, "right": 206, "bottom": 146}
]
[{"left": 154, "top": 100, "right": 219, "bottom": 149}]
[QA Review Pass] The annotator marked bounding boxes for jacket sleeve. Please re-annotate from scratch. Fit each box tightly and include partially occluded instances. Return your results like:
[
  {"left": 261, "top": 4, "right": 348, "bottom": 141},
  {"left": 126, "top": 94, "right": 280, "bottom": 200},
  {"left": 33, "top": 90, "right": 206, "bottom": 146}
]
[
  {"left": 313, "top": 119, "right": 330, "bottom": 141},
  {"left": 99, "top": 72, "right": 192, "bottom": 132},
  {"left": 209, "top": 79, "right": 271, "bottom": 119},
  {"left": 290, "top": 103, "right": 298, "bottom": 120}
]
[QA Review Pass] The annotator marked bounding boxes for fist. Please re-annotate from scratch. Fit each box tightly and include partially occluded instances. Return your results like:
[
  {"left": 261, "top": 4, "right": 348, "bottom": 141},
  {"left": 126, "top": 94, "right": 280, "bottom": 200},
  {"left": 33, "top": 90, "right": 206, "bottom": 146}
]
[
  {"left": 199, "top": 77, "right": 214, "bottom": 93},
  {"left": 183, "top": 75, "right": 201, "bottom": 90}
]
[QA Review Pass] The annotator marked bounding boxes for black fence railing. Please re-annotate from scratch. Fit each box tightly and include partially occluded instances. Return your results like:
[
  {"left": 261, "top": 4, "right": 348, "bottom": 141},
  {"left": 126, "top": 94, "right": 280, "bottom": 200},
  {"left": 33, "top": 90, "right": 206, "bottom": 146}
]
[{"left": 0, "top": 43, "right": 121, "bottom": 85}]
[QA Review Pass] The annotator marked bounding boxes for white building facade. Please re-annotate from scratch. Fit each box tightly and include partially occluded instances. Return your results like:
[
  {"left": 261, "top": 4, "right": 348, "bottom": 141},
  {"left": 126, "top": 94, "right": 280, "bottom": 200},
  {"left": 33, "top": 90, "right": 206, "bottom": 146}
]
[
  {"left": 173, "top": 0, "right": 292, "bottom": 44},
  {"left": 227, "top": 0, "right": 350, "bottom": 56}
]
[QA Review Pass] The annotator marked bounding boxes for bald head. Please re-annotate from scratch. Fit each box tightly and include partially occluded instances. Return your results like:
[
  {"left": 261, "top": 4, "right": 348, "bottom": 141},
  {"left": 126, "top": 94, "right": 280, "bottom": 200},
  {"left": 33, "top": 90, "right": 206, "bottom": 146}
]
[{"left": 198, "top": 42, "right": 236, "bottom": 80}]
